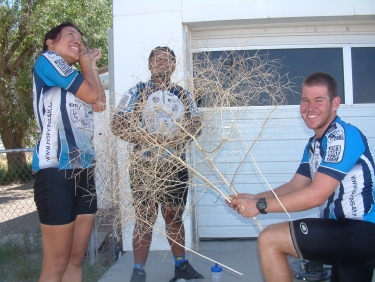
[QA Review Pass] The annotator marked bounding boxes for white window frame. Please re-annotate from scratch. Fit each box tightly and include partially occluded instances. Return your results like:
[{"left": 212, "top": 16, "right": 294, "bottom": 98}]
[{"left": 192, "top": 43, "right": 375, "bottom": 107}]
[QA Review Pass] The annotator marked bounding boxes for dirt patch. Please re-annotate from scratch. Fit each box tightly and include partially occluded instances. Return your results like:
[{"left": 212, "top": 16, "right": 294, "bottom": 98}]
[{"left": 0, "top": 182, "right": 39, "bottom": 236}]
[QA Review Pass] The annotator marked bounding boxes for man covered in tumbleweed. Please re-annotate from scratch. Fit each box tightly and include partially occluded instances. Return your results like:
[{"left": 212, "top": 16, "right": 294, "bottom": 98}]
[{"left": 112, "top": 46, "right": 203, "bottom": 282}]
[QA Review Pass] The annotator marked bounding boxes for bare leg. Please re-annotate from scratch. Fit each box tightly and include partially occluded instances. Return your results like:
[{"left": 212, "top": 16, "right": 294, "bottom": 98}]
[
  {"left": 133, "top": 205, "right": 158, "bottom": 265},
  {"left": 258, "top": 222, "right": 298, "bottom": 282},
  {"left": 162, "top": 207, "right": 185, "bottom": 256},
  {"left": 39, "top": 222, "right": 75, "bottom": 282},
  {"left": 62, "top": 214, "right": 95, "bottom": 282}
]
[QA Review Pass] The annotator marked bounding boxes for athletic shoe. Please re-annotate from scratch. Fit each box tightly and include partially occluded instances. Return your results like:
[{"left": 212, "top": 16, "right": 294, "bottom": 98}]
[
  {"left": 290, "top": 260, "right": 331, "bottom": 281},
  {"left": 169, "top": 260, "right": 204, "bottom": 281},
  {"left": 130, "top": 267, "right": 146, "bottom": 282}
]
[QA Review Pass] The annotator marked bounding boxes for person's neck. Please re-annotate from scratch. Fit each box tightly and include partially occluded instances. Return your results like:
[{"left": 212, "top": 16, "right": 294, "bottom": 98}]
[
  {"left": 314, "top": 114, "right": 337, "bottom": 139},
  {"left": 151, "top": 75, "right": 171, "bottom": 88}
]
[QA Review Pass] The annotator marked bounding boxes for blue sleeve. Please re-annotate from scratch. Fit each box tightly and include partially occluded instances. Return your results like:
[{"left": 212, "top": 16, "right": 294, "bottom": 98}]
[
  {"left": 34, "top": 52, "right": 84, "bottom": 95},
  {"left": 318, "top": 125, "right": 365, "bottom": 181},
  {"left": 296, "top": 143, "right": 311, "bottom": 178},
  {"left": 115, "top": 86, "right": 139, "bottom": 115}
]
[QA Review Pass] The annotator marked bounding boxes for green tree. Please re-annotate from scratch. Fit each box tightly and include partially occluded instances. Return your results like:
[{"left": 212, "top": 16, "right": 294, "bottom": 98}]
[{"left": 0, "top": 0, "right": 112, "bottom": 168}]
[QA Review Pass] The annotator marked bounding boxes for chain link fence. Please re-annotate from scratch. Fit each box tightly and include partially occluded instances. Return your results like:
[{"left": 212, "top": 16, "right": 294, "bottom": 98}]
[
  {"left": 0, "top": 148, "right": 121, "bottom": 281},
  {"left": 0, "top": 148, "right": 36, "bottom": 237}
]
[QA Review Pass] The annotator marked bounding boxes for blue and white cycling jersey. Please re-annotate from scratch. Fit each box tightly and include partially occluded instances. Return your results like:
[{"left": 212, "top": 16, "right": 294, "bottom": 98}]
[
  {"left": 114, "top": 80, "right": 200, "bottom": 161},
  {"left": 297, "top": 116, "right": 375, "bottom": 223},
  {"left": 32, "top": 51, "right": 95, "bottom": 172}
]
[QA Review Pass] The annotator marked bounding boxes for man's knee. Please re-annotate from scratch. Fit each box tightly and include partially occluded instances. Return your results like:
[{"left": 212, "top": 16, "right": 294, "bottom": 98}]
[
  {"left": 135, "top": 206, "right": 158, "bottom": 222},
  {"left": 258, "top": 222, "right": 290, "bottom": 248},
  {"left": 162, "top": 207, "right": 184, "bottom": 223},
  {"left": 258, "top": 225, "right": 276, "bottom": 248}
]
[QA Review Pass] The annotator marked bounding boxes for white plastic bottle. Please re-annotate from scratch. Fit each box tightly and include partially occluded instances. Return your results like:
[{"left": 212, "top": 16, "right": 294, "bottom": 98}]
[{"left": 211, "top": 263, "right": 222, "bottom": 281}]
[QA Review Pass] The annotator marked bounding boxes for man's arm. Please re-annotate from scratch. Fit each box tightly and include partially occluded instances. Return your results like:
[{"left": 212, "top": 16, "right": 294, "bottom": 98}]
[
  {"left": 265, "top": 172, "right": 338, "bottom": 213},
  {"left": 112, "top": 113, "right": 139, "bottom": 143},
  {"left": 112, "top": 112, "right": 169, "bottom": 145},
  {"left": 229, "top": 172, "right": 339, "bottom": 218},
  {"left": 230, "top": 173, "right": 311, "bottom": 202},
  {"left": 111, "top": 86, "right": 142, "bottom": 143},
  {"left": 182, "top": 89, "right": 201, "bottom": 140},
  {"left": 257, "top": 173, "right": 312, "bottom": 199}
]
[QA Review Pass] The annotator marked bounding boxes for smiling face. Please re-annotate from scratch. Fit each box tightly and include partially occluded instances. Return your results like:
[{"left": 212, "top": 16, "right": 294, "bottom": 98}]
[
  {"left": 300, "top": 85, "right": 340, "bottom": 138},
  {"left": 46, "top": 26, "right": 84, "bottom": 65}
]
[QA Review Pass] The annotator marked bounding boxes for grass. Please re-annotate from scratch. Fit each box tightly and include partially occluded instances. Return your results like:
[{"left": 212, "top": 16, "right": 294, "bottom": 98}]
[
  {"left": 0, "top": 231, "right": 110, "bottom": 282},
  {"left": 0, "top": 232, "right": 42, "bottom": 281}
]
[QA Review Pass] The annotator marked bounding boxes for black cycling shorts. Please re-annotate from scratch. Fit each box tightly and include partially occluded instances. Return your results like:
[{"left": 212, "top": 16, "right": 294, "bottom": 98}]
[
  {"left": 129, "top": 161, "right": 188, "bottom": 207},
  {"left": 34, "top": 168, "right": 97, "bottom": 225},
  {"left": 289, "top": 218, "right": 375, "bottom": 266}
]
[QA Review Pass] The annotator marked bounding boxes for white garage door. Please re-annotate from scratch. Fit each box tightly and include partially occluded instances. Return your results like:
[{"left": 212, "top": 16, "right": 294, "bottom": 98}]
[{"left": 188, "top": 19, "right": 375, "bottom": 238}]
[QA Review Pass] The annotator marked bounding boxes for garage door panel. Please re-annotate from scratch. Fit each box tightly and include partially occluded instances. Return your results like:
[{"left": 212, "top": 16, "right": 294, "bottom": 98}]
[{"left": 193, "top": 162, "right": 299, "bottom": 178}]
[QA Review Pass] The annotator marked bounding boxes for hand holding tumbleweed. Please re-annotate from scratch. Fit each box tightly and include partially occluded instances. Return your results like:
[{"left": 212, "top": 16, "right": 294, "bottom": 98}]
[{"left": 227, "top": 194, "right": 259, "bottom": 218}]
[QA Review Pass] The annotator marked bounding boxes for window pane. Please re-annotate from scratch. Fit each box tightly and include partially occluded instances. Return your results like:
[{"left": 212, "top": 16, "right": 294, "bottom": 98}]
[
  {"left": 194, "top": 48, "right": 344, "bottom": 106},
  {"left": 352, "top": 47, "right": 375, "bottom": 104}
]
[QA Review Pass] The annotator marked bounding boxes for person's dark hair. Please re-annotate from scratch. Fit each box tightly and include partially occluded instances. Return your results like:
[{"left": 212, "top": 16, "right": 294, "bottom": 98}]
[
  {"left": 302, "top": 72, "right": 338, "bottom": 101},
  {"left": 43, "top": 22, "right": 83, "bottom": 52},
  {"left": 148, "top": 46, "right": 176, "bottom": 64}
]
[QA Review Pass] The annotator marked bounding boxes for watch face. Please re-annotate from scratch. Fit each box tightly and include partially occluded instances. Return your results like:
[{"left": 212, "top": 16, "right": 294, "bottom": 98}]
[
  {"left": 257, "top": 198, "right": 267, "bottom": 214},
  {"left": 258, "top": 202, "right": 266, "bottom": 209}
]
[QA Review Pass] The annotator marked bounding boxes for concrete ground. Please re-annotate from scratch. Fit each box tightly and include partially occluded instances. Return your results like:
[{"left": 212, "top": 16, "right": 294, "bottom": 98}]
[{"left": 97, "top": 240, "right": 333, "bottom": 282}]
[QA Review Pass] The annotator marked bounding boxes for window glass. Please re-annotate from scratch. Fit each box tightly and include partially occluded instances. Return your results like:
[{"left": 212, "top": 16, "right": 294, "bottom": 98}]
[
  {"left": 352, "top": 47, "right": 375, "bottom": 104},
  {"left": 194, "top": 48, "right": 344, "bottom": 107}
]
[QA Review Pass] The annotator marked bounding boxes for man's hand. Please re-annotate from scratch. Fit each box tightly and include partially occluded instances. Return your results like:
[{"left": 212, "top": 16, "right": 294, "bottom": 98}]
[{"left": 226, "top": 193, "right": 260, "bottom": 218}]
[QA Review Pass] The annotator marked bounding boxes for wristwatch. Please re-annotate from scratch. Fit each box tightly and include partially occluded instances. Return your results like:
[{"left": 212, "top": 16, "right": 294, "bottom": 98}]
[{"left": 256, "top": 198, "right": 267, "bottom": 214}]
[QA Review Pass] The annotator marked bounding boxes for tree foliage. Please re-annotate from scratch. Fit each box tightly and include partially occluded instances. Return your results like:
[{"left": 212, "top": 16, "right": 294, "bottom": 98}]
[{"left": 0, "top": 0, "right": 112, "bottom": 167}]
